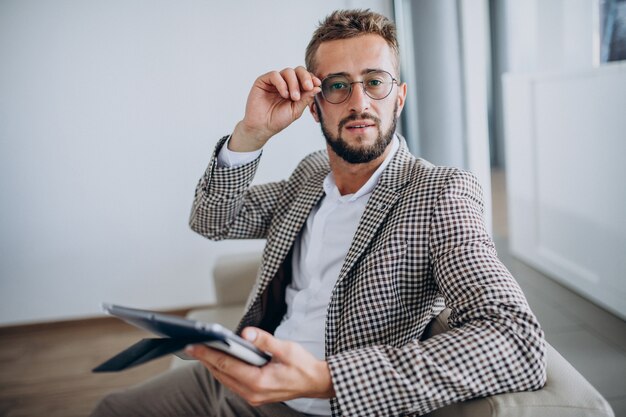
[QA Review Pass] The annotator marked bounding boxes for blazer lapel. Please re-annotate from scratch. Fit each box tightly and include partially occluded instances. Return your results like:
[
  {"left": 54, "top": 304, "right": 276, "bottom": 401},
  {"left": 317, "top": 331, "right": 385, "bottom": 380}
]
[
  {"left": 239, "top": 163, "right": 328, "bottom": 333},
  {"left": 256, "top": 168, "right": 328, "bottom": 294}
]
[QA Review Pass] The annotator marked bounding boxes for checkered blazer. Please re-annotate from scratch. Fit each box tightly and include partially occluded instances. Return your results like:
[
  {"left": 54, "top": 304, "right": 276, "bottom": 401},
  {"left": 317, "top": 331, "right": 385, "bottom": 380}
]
[{"left": 190, "top": 135, "right": 546, "bottom": 416}]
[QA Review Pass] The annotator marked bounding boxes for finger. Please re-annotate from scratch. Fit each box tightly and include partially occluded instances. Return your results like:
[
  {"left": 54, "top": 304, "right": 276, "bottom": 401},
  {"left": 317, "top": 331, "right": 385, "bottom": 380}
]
[
  {"left": 292, "top": 87, "right": 321, "bottom": 118},
  {"left": 265, "top": 70, "right": 289, "bottom": 99},
  {"left": 194, "top": 349, "right": 274, "bottom": 406},
  {"left": 207, "top": 361, "right": 255, "bottom": 398},
  {"left": 295, "top": 66, "right": 314, "bottom": 91},
  {"left": 186, "top": 344, "right": 239, "bottom": 373},
  {"left": 187, "top": 344, "right": 263, "bottom": 382},
  {"left": 302, "top": 86, "right": 322, "bottom": 100},
  {"left": 280, "top": 68, "right": 301, "bottom": 101},
  {"left": 206, "top": 364, "right": 265, "bottom": 405},
  {"left": 212, "top": 368, "right": 272, "bottom": 407},
  {"left": 185, "top": 344, "right": 230, "bottom": 368},
  {"left": 311, "top": 74, "right": 322, "bottom": 87},
  {"left": 242, "top": 327, "right": 293, "bottom": 363}
]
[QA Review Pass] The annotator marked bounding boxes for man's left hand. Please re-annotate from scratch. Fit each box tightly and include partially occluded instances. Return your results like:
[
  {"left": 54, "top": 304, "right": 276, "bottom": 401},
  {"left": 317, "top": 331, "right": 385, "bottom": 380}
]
[{"left": 185, "top": 327, "right": 335, "bottom": 406}]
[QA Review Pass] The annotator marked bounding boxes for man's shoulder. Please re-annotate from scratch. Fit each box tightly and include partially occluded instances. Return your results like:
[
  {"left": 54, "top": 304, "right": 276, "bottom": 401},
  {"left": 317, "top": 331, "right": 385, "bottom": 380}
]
[
  {"left": 291, "top": 149, "right": 330, "bottom": 176},
  {"left": 387, "top": 139, "right": 465, "bottom": 187},
  {"left": 408, "top": 157, "right": 463, "bottom": 183},
  {"left": 404, "top": 157, "right": 481, "bottom": 195}
]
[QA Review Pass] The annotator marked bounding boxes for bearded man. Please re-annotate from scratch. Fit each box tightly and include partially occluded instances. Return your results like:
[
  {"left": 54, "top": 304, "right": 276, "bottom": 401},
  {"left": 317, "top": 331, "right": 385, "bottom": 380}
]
[{"left": 92, "top": 9, "right": 546, "bottom": 417}]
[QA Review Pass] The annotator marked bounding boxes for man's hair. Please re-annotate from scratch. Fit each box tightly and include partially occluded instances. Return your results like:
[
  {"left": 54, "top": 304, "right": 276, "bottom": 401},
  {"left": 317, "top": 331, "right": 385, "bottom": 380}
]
[{"left": 305, "top": 9, "right": 400, "bottom": 75}]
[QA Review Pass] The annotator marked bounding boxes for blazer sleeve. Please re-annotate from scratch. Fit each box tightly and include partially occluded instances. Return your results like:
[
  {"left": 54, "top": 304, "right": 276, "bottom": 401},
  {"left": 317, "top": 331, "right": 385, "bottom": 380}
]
[
  {"left": 326, "top": 170, "right": 547, "bottom": 416},
  {"left": 189, "top": 136, "right": 286, "bottom": 240}
]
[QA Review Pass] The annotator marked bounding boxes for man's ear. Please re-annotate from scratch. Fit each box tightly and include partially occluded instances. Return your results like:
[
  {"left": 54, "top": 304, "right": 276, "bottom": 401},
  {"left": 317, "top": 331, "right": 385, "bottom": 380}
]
[
  {"left": 396, "top": 82, "right": 407, "bottom": 117},
  {"left": 309, "top": 98, "right": 320, "bottom": 123}
]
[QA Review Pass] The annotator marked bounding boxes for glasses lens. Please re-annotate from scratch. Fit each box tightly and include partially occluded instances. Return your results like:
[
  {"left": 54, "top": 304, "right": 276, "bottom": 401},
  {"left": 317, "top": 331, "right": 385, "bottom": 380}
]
[
  {"left": 363, "top": 71, "right": 394, "bottom": 99},
  {"left": 321, "top": 76, "right": 351, "bottom": 104},
  {"left": 320, "top": 71, "right": 396, "bottom": 104}
]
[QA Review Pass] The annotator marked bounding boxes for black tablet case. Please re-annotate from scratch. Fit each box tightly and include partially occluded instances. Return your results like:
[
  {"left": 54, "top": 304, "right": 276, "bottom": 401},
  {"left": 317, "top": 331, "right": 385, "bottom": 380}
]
[
  {"left": 93, "top": 336, "right": 210, "bottom": 372},
  {"left": 93, "top": 305, "right": 225, "bottom": 373}
]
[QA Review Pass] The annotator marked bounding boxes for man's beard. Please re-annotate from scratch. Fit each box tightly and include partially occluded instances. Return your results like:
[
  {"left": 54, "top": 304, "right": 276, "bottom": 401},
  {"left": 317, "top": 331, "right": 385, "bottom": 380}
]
[{"left": 316, "top": 101, "right": 399, "bottom": 164}]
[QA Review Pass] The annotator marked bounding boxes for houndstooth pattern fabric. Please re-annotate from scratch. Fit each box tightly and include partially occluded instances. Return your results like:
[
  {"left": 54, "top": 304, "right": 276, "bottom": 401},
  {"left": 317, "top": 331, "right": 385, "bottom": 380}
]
[{"left": 189, "top": 135, "right": 547, "bottom": 417}]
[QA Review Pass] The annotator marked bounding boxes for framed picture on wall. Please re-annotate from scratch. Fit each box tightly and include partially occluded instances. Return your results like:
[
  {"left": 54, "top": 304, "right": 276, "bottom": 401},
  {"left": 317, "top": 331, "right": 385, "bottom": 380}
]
[{"left": 595, "top": 0, "right": 626, "bottom": 64}]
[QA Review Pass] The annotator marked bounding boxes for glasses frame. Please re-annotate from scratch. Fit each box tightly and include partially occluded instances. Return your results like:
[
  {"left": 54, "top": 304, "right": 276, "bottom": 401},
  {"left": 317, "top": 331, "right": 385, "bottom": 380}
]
[{"left": 319, "top": 70, "right": 399, "bottom": 104}]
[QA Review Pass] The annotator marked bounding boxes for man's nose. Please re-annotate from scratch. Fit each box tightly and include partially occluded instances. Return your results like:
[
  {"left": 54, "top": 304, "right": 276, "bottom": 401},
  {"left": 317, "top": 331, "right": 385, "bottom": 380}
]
[{"left": 348, "top": 82, "right": 370, "bottom": 113}]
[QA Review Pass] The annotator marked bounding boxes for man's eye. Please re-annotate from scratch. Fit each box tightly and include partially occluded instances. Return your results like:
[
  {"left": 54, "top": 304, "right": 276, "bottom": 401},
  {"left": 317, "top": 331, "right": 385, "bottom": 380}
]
[
  {"left": 367, "top": 79, "right": 383, "bottom": 87},
  {"left": 330, "top": 82, "right": 348, "bottom": 90}
]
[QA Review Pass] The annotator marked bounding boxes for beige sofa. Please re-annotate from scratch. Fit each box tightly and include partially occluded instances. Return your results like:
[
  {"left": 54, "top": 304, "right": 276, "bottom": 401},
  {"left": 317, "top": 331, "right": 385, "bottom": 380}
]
[{"left": 173, "top": 252, "right": 614, "bottom": 417}]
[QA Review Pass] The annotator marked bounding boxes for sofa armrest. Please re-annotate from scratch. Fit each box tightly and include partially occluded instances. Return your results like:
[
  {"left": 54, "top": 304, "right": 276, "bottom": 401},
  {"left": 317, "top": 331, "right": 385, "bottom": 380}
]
[{"left": 423, "top": 310, "right": 614, "bottom": 417}]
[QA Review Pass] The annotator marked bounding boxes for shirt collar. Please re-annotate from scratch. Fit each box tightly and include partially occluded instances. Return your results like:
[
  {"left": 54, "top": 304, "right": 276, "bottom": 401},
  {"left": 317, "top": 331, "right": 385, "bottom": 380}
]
[{"left": 323, "top": 134, "right": 400, "bottom": 202}]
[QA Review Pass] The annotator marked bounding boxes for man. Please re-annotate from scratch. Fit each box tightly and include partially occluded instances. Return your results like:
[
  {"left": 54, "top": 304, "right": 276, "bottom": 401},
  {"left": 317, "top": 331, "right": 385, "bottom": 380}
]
[{"left": 92, "top": 9, "right": 546, "bottom": 417}]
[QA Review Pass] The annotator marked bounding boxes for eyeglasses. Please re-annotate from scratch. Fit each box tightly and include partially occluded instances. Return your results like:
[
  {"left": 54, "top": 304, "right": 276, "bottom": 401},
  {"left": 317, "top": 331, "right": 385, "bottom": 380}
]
[{"left": 320, "top": 70, "right": 398, "bottom": 104}]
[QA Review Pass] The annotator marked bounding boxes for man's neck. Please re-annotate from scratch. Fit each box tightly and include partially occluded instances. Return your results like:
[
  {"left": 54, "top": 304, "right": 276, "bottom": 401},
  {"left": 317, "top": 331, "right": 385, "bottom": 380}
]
[{"left": 327, "top": 143, "right": 393, "bottom": 196}]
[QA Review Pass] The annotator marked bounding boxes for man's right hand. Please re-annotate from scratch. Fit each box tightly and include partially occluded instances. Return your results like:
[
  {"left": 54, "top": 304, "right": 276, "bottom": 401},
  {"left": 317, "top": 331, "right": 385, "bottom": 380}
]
[{"left": 229, "top": 67, "right": 322, "bottom": 152}]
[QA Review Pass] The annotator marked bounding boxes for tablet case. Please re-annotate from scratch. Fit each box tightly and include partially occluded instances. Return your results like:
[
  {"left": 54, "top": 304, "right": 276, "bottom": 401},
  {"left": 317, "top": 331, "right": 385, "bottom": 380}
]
[
  {"left": 93, "top": 303, "right": 232, "bottom": 372},
  {"left": 93, "top": 336, "right": 211, "bottom": 372}
]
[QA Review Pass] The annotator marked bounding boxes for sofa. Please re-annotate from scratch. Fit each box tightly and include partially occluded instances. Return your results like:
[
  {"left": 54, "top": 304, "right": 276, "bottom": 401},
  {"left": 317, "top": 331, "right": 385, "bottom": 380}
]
[{"left": 172, "top": 252, "right": 614, "bottom": 417}]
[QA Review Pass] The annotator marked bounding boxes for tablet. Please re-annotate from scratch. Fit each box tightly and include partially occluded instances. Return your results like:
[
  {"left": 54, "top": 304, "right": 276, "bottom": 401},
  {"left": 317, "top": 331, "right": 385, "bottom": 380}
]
[{"left": 102, "top": 303, "right": 271, "bottom": 366}]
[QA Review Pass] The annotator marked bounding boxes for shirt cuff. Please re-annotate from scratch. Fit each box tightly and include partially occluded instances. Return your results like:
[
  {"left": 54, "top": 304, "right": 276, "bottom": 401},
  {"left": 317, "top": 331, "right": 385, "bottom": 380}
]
[{"left": 216, "top": 136, "right": 263, "bottom": 168}]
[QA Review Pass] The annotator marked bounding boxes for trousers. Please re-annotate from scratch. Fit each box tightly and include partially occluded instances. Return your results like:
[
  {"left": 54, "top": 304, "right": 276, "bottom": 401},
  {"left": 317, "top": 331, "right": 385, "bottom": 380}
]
[{"left": 90, "top": 362, "right": 323, "bottom": 417}]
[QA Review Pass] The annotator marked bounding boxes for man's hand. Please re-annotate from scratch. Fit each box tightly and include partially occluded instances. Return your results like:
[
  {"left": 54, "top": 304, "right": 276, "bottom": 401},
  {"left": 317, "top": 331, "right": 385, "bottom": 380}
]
[
  {"left": 185, "top": 327, "right": 335, "bottom": 406},
  {"left": 229, "top": 67, "right": 322, "bottom": 152}
]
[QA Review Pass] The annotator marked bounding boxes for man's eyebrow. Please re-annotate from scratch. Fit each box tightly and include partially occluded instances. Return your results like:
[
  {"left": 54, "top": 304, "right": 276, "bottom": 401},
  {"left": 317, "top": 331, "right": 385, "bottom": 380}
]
[
  {"left": 325, "top": 71, "right": 350, "bottom": 78},
  {"left": 363, "top": 68, "right": 385, "bottom": 74},
  {"left": 324, "top": 68, "right": 386, "bottom": 78}
]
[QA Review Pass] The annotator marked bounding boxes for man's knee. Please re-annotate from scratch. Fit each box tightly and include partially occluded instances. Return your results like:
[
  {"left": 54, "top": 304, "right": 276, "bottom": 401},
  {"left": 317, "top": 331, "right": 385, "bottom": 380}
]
[{"left": 90, "top": 391, "right": 128, "bottom": 417}]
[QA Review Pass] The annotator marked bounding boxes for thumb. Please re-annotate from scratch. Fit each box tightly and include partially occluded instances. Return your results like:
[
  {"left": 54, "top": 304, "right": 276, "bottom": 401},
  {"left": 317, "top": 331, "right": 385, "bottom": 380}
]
[
  {"left": 292, "top": 87, "right": 321, "bottom": 119},
  {"left": 242, "top": 327, "right": 290, "bottom": 363}
]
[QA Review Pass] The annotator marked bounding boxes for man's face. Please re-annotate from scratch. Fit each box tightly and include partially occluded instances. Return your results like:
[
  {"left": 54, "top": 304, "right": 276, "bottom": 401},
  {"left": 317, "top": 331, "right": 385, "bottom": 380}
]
[{"left": 310, "top": 34, "right": 407, "bottom": 164}]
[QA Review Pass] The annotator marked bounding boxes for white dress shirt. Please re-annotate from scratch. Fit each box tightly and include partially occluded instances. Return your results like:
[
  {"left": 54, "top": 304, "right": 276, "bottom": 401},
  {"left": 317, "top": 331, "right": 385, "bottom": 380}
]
[{"left": 217, "top": 136, "right": 400, "bottom": 415}]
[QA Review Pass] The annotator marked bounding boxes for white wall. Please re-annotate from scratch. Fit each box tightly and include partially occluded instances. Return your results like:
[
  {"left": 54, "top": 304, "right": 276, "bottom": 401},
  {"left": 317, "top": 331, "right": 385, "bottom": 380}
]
[
  {"left": 499, "top": 0, "right": 626, "bottom": 318},
  {"left": 0, "top": 0, "right": 392, "bottom": 325},
  {"left": 496, "top": 0, "right": 595, "bottom": 74},
  {"left": 503, "top": 63, "right": 626, "bottom": 320},
  {"left": 491, "top": 0, "right": 596, "bottom": 167}
]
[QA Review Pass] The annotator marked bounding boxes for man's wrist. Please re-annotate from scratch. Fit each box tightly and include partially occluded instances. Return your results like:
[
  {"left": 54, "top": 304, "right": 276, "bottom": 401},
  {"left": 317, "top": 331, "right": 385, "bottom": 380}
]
[
  {"left": 229, "top": 121, "right": 270, "bottom": 152},
  {"left": 313, "top": 360, "right": 336, "bottom": 399},
  {"left": 217, "top": 136, "right": 262, "bottom": 168}
]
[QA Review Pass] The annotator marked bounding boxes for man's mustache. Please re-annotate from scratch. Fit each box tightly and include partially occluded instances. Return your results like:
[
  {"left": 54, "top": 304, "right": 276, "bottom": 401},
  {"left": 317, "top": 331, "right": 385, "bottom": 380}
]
[{"left": 338, "top": 113, "right": 381, "bottom": 130}]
